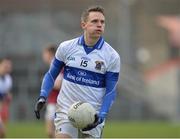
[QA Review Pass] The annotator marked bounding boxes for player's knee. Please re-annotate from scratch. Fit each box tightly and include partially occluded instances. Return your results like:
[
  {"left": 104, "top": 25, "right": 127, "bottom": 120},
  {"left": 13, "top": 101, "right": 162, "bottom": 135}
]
[
  {"left": 47, "top": 133, "right": 54, "bottom": 138},
  {"left": 46, "top": 120, "right": 55, "bottom": 137},
  {"left": 80, "top": 133, "right": 93, "bottom": 138},
  {"left": 55, "top": 133, "right": 72, "bottom": 138}
]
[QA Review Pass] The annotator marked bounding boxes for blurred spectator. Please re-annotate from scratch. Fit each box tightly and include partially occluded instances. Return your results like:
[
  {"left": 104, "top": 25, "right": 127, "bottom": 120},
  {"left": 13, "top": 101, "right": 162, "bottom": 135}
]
[
  {"left": 0, "top": 58, "right": 13, "bottom": 138},
  {"left": 157, "top": 16, "right": 180, "bottom": 58}
]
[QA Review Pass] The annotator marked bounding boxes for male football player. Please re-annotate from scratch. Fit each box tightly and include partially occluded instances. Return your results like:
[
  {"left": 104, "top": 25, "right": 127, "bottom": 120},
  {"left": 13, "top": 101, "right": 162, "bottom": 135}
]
[{"left": 35, "top": 6, "right": 120, "bottom": 138}]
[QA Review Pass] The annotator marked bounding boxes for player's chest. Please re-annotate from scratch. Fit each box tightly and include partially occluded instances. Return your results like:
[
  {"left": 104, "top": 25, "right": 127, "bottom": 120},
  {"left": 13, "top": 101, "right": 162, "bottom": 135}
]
[{"left": 64, "top": 49, "right": 107, "bottom": 74}]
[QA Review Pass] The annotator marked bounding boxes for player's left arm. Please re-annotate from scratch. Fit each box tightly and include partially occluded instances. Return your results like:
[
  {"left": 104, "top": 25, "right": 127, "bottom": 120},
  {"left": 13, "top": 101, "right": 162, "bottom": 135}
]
[
  {"left": 98, "top": 54, "right": 120, "bottom": 122},
  {"left": 98, "top": 71, "right": 119, "bottom": 122},
  {"left": 82, "top": 54, "right": 120, "bottom": 131}
]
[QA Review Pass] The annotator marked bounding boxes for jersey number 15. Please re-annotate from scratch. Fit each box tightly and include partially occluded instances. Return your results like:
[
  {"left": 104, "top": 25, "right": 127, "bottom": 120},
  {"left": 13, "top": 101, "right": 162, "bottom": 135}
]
[{"left": 80, "top": 60, "right": 88, "bottom": 67}]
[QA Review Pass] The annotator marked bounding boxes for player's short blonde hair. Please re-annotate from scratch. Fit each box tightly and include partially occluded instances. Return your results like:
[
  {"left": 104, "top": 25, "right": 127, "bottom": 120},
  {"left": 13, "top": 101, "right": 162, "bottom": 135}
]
[{"left": 81, "top": 6, "right": 105, "bottom": 22}]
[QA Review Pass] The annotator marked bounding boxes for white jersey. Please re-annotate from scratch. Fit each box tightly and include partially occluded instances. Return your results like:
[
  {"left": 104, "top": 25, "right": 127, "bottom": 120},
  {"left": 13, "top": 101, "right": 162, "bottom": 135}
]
[
  {"left": 0, "top": 74, "right": 12, "bottom": 95},
  {"left": 55, "top": 36, "right": 120, "bottom": 114}
]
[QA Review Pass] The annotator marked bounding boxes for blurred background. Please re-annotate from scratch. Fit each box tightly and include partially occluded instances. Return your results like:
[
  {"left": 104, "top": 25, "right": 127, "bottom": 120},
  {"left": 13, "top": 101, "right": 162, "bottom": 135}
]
[{"left": 0, "top": 0, "right": 179, "bottom": 137}]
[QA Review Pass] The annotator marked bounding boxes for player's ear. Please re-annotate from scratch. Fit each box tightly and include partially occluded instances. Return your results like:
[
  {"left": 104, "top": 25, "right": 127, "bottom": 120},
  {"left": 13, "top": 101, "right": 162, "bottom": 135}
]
[{"left": 81, "top": 21, "right": 86, "bottom": 29}]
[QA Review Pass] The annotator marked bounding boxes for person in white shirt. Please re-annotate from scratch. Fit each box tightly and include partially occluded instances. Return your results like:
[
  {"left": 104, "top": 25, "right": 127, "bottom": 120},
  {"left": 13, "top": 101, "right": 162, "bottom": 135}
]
[{"left": 35, "top": 6, "right": 121, "bottom": 138}]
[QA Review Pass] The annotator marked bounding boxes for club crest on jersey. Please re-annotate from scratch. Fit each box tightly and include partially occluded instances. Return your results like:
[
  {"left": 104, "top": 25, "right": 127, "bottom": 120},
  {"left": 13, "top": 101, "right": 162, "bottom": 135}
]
[{"left": 95, "top": 61, "right": 104, "bottom": 71}]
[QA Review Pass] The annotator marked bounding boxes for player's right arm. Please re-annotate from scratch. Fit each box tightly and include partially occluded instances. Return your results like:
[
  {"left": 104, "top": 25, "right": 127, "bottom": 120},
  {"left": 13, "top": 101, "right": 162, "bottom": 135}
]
[
  {"left": 83, "top": 51, "right": 121, "bottom": 131},
  {"left": 34, "top": 43, "right": 65, "bottom": 119},
  {"left": 40, "top": 58, "right": 64, "bottom": 98}
]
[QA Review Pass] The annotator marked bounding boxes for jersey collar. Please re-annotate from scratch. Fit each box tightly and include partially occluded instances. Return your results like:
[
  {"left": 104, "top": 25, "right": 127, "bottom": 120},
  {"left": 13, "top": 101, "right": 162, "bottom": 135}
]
[{"left": 78, "top": 35, "right": 104, "bottom": 54}]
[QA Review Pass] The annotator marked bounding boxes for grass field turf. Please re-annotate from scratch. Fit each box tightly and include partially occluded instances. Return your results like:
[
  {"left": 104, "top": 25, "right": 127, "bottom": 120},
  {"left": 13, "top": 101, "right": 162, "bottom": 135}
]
[{"left": 6, "top": 121, "right": 180, "bottom": 138}]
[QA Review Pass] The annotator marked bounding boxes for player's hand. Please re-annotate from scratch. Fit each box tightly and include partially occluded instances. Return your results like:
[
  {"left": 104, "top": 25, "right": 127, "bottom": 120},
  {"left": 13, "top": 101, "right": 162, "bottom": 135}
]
[
  {"left": 34, "top": 96, "right": 46, "bottom": 119},
  {"left": 82, "top": 114, "right": 104, "bottom": 131}
]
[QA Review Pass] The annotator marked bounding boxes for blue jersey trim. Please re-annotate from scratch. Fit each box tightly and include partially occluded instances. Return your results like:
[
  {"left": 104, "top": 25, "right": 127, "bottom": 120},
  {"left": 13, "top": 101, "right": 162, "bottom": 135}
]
[
  {"left": 78, "top": 35, "right": 104, "bottom": 54},
  {"left": 64, "top": 66, "right": 106, "bottom": 88},
  {"left": 106, "top": 71, "right": 119, "bottom": 81}
]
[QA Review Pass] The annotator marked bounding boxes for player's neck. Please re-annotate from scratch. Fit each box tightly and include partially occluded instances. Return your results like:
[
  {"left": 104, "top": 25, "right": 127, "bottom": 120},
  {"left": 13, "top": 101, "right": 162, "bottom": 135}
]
[{"left": 84, "top": 34, "right": 100, "bottom": 47}]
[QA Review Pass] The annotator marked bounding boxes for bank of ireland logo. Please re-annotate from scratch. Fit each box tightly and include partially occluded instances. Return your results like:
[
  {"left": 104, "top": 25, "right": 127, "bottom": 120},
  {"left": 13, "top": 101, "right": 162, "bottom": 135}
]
[
  {"left": 81, "top": 56, "right": 91, "bottom": 61},
  {"left": 78, "top": 71, "right": 87, "bottom": 76},
  {"left": 95, "top": 61, "right": 104, "bottom": 71}
]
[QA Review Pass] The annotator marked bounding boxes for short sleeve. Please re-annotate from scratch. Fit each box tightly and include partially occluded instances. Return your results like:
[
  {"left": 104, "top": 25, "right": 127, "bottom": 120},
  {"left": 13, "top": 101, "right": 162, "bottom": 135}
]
[
  {"left": 55, "top": 43, "right": 65, "bottom": 62},
  {"left": 107, "top": 54, "right": 121, "bottom": 73}
]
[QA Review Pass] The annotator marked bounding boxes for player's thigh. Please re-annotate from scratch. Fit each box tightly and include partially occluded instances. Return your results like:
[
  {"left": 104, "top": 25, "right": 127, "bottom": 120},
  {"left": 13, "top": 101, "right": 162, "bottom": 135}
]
[
  {"left": 54, "top": 107, "right": 78, "bottom": 138},
  {"left": 55, "top": 121, "right": 78, "bottom": 138}
]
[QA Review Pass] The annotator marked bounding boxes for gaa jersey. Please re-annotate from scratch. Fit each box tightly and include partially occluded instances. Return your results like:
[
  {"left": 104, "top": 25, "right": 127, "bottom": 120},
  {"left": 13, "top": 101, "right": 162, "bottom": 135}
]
[{"left": 55, "top": 36, "right": 120, "bottom": 114}]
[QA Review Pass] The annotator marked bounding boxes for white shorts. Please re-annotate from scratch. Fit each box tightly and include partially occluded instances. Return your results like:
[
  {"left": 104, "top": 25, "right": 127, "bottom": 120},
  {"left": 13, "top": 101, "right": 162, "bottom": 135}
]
[
  {"left": 45, "top": 103, "right": 56, "bottom": 120},
  {"left": 54, "top": 105, "right": 104, "bottom": 138}
]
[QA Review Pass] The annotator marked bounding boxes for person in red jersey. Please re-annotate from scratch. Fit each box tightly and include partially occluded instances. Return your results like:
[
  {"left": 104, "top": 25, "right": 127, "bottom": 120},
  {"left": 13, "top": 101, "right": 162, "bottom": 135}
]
[{"left": 42, "top": 45, "right": 63, "bottom": 138}]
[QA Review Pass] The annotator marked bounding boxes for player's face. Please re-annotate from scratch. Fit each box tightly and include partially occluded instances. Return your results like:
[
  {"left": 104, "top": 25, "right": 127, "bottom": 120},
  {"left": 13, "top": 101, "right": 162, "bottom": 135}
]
[{"left": 81, "top": 12, "right": 105, "bottom": 39}]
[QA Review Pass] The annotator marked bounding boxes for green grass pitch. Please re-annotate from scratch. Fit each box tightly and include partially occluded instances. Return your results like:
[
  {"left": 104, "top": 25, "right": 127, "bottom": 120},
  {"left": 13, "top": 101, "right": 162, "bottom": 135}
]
[{"left": 6, "top": 121, "right": 180, "bottom": 138}]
